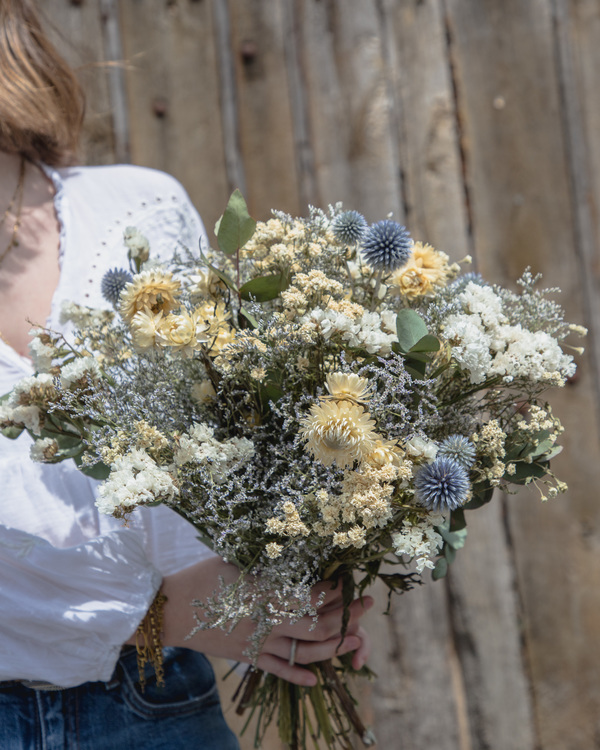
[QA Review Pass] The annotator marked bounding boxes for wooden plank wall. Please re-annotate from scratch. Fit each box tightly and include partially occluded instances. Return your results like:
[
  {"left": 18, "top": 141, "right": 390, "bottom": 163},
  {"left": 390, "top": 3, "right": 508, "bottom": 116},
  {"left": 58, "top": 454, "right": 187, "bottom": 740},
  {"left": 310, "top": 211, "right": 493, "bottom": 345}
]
[{"left": 43, "top": 1, "right": 600, "bottom": 748}]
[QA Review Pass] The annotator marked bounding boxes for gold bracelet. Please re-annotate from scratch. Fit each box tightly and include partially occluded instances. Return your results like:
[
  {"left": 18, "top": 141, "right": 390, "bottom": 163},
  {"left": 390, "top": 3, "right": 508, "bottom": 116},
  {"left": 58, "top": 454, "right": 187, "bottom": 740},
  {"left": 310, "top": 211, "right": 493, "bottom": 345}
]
[{"left": 135, "top": 589, "right": 168, "bottom": 692}]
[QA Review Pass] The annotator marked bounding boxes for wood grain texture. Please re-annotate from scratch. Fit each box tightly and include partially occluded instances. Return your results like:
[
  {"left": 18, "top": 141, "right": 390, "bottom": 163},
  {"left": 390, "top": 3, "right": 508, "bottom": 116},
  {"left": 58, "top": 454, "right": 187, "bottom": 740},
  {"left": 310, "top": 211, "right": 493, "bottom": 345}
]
[
  {"left": 42, "top": 0, "right": 118, "bottom": 165},
  {"left": 37, "top": 1, "right": 600, "bottom": 747},
  {"left": 227, "top": 0, "right": 302, "bottom": 219},
  {"left": 118, "top": 0, "right": 230, "bottom": 234},
  {"left": 297, "top": 0, "right": 403, "bottom": 222},
  {"left": 378, "top": 0, "right": 471, "bottom": 260},
  {"left": 444, "top": 1, "right": 600, "bottom": 747}
]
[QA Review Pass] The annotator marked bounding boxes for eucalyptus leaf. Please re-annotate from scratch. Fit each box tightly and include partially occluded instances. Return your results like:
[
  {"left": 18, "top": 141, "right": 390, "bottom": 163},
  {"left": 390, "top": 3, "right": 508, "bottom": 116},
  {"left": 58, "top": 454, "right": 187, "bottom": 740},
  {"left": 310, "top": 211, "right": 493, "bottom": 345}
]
[
  {"left": 396, "top": 309, "right": 429, "bottom": 353},
  {"left": 0, "top": 424, "right": 24, "bottom": 440},
  {"left": 432, "top": 557, "right": 448, "bottom": 580},
  {"left": 0, "top": 393, "right": 24, "bottom": 439},
  {"left": 409, "top": 334, "right": 441, "bottom": 353},
  {"left": 239, "top": 307, "right": 259, "bottom": 329},
  {"left": 509, "top": 460, "right": 548, "bottom": 485},
  {"left": 444, "top": 545, "right": 457, "bottom": 564},
  {"left": 199, "top": 252, "right": 238, "bottom": 292},
  {"left": 75, "top": 456, "right": 111, "bottom": 480},
  {"left": 239, "top": 273, "right": 289, "bottom": 302},
  {"left": 463, "top": 484, "right": 494, "bottom": 510},
  {"left": 450, "top": 508, "right": 467, "bottom": 531},
  {"left": 439, "top": 526, "right": 468, "bottom": 550},
  {"left": 530, "top": 438, "right": 555, "bottom": 459},
  {"left": 216, "top": 190, "right": 256, "bottom": 256},
  {"left": 543, "top": 445, "right": 563, "bottom": 461}
]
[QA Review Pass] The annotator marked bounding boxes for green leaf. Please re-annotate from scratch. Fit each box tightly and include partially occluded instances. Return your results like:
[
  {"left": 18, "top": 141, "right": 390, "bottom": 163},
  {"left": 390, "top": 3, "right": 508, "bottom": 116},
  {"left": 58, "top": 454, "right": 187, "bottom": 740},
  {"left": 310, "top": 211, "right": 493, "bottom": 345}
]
[
  {"left": 378, "top": 572, "right": 420, "bottom": 594},
  {"left": 432, "top": 557, "right": 448, "bottom": 580},
  {"left": 239, "top": 307, "right": 258, "bottom": 329},
  {"left": 74, "top": 455, "right": 111, "bottom": 480},
  {"left": 409, "top": 334, "right": 441, "bottom": 353},
  {"left": 259, "top": 381, "right": 284, "bottom": 406},
  {"left": 444, "top": 545, "right": 457, "bottom": 564},
  {"left": 543, "top": 445, "right": 563, "bottom": 461},
  {"left": 463, "top": 484, "right": 494, "bottom": 510},
  {"left": 450, "top": 508, "right": 467, "bottom": 531},
  {"left": 0, "top": 392, "right": 24, "bottom": 439},
  {"left": 215, "top": 190, "right": 256, "bottom": 256},
  {"left": 439, "top": 526, "right": 468, "bottom": 550},
  {"left": 530, "top": 438, "right": 555, "bottom": 459},
  {"left": 396, "top": 309, "right": 429, "bottom": 353},
  {"left": 239, "top": 273, "right": 289, "bottom": 302},
  {"left": 1, "top": 424, "right": 24, "bottom": 440},
  {"left": 403, "top": 356, "right": 427, "bottom": 380},
  {"left": 509, "top": 460, "right": 548, "bottom": 485},
  {"left": 199, "top": 252, "right": 238, "bottom": 292}
]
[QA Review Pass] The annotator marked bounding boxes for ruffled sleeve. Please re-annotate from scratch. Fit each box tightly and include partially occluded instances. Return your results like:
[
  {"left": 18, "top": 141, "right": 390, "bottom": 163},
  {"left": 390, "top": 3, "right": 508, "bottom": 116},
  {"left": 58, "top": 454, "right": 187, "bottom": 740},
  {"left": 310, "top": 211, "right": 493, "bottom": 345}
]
[{"left": 0, "top": 525, "right": 161, "bottom": 687}]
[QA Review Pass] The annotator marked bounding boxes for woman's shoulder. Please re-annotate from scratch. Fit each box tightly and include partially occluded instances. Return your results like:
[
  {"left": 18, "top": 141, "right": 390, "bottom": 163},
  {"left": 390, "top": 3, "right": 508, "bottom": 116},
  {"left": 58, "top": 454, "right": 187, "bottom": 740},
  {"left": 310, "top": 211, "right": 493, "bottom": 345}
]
[{"left": 55, "top": 163, "right": 189, "bottom": 203}]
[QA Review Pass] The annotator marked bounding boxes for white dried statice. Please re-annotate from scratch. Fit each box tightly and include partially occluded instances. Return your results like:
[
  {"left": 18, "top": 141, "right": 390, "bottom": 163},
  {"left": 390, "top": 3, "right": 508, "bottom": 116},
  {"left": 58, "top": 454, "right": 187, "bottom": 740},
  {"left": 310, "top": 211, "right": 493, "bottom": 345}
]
[
  {"left": 28, "top": 331, "right": 56, "bottom": 373},
  {"left": 461, "top": 282, "right": 506, "bottom": 327},
  {"left": 0, "top": 373, "right": 57, "bottom": 435},
  {"left": 392, "top": 514, "right": 444, "bottom": 573},
  {"left": 487, "top": 325, "right": 575, "bottom": 382},
  {"left": 405, "top": 435, "right": 438, "bottom": 463},
  {"left": 0, "top": 401, "right": 41, "bottom": 435},
  {"left": 96, "top": 448, "right": 178, "bottom": 515},
  {"left": 60, "top": 357, "right": 102, "bottom": 388},
  {"left": 443, "top": 314, "right": 492, "bottom": 384},
  {"left": 443, "top": 281, "right": 575, "bottom": 384},
  {"left": 30, "top": 437, "right": 59, "bottom": 462},
  {"left": 59, "top": 300, "right": 114, "bottom": 328},
  {"left": 301, "top": 307, "right": 397, "bottom": 355},
  {"left": 174, "top": 423, "right": 255, "bottom": 482}
]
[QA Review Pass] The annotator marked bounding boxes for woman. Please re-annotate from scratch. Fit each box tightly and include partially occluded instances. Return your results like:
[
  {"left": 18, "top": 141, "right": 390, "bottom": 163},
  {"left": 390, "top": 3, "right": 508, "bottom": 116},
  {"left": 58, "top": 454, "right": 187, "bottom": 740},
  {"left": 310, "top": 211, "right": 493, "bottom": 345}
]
[{"left": 0, "top": 1, "right": 371, "bottom": 747}]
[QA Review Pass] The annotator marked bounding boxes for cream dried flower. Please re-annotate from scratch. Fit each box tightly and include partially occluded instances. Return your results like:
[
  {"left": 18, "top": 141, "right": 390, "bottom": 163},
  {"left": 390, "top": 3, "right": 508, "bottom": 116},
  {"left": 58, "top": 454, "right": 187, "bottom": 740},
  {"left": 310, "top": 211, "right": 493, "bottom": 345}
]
[
  {"left": 120, "top": 269, "right": 181, "bottom": 323},
  {"left": 325, "top": 373, "right": 371, "bottom": 404},
  {"left": 390, "top": 242, "right": 450, "bottom": 300},
  {"left": 157, "top": 311, "right": 209, "bottom": 356},
  {"left": 130, "top": 309, "right": 164, "bottom": 350},
  {"left": 301, "top": 400, "right": 379, "bottom": 467}
]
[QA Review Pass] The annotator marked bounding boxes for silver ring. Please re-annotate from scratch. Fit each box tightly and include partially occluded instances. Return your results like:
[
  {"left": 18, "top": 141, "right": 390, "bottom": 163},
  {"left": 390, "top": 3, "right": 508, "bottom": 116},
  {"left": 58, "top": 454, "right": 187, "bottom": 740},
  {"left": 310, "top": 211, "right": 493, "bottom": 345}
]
[{"left": 289, "top": 638, "right": 298, "bottom": 666}]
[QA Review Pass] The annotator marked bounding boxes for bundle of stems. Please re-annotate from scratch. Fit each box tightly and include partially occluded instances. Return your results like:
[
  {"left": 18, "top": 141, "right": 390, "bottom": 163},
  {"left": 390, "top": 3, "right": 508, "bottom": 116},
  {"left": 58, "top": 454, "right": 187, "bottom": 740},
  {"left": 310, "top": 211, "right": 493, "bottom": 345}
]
[{"left": 232, "top": 656, "right": 377, "bottom": 749}]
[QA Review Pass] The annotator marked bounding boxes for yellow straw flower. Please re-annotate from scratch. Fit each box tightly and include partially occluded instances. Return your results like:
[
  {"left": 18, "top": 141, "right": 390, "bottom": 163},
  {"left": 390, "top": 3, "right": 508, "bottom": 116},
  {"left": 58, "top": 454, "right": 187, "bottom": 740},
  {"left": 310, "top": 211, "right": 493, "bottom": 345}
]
[
  {"left": 120, "top": 269, "right": 181, "bottom": 323},
  {"left": 325, "top": 373, "right": 371, "bottom": 404},
  {"left": 301, "top": 400, "right": 378, "bottom": 467},
  {"left": 130, "top": 309, "right": 164, "bottom": 351},
  {"left": 390, "top": 242, "right": 450, "bottom": 300},
  {"left": 157, "top": 311, "right": 209, "bottom": 357}
]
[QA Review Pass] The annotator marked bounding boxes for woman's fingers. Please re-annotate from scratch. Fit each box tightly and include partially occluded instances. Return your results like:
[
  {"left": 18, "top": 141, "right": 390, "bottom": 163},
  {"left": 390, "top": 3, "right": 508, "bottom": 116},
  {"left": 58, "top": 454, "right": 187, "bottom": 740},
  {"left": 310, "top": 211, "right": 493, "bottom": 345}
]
[
  {"left": 257, "top": 631, "right": 365, "bottom": 686},
  {"left": 266, "top": 633, "right": 362, "bottom": 665},
  {"left": 276, "top": 595, "right": 374, "bottom": 642},
  {"left": 256, "top": 653, "right": 318, "bottom": 687}
]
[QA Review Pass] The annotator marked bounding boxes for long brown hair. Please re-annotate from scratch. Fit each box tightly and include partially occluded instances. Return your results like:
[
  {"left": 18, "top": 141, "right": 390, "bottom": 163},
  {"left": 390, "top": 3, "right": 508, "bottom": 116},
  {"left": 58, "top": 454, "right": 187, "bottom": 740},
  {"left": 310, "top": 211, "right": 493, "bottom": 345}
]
[{"left": 0, "top": 0, "right": 85, "bottom": 165}]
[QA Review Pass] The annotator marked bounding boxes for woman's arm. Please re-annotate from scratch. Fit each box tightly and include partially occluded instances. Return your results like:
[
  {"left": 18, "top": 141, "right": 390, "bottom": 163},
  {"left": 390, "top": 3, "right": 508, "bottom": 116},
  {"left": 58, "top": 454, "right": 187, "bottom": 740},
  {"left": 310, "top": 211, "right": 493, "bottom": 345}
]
[
  {"left": 0, "top": 524, "right": 161, "bottom": 687},
  {"left": 159, "top": 555, "right": 373, "bottom": 687}
]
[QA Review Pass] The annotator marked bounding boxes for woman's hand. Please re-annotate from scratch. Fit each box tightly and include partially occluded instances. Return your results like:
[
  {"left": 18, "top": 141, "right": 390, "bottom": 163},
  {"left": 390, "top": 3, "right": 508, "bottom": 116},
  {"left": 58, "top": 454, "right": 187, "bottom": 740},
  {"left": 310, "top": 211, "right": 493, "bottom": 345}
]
[{"left": 159, "top": 555, "right": 373, "bottom": 686}]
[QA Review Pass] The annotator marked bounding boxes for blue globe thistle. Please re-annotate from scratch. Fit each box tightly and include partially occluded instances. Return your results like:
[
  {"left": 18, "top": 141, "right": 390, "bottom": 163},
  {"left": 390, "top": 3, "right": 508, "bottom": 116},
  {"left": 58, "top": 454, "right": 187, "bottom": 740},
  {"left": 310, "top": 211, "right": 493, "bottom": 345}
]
[
  {"left": 101, "top": 267, "right": 133, "bottom": 306},
  {"left": 332, "top": 210, "right": 368, "bottom": 245},
  {"left": 414, "top": 457, "right": 470, "bottom": 513},
  {"left": 361, "top": 220, "right": 413, "bottom": 271},
  {"left": 438, "top": 434, "right": 477, "bottom": 469}
]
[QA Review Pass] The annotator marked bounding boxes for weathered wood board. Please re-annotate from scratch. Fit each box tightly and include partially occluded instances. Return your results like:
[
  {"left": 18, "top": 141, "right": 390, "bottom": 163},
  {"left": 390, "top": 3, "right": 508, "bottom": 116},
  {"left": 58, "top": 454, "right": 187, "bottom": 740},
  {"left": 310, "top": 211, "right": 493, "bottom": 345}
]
[{"left": 40, "top": 1, "right": 600, "bottom": 748}]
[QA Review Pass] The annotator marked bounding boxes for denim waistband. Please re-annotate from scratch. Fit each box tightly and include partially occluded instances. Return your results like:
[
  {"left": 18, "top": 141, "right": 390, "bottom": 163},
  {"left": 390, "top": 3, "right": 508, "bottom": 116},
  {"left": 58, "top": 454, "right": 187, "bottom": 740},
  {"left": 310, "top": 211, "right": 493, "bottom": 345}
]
[{"left": 0, "top": 646, "right": 137, "bottom": 691}]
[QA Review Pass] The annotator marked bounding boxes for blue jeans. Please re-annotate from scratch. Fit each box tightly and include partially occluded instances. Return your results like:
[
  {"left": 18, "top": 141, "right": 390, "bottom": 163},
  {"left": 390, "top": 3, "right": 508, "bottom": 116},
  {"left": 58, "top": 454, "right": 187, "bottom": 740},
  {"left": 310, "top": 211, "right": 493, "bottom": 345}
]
[{"left": 0, "top": 647, "right": 239, "bottom": 749}]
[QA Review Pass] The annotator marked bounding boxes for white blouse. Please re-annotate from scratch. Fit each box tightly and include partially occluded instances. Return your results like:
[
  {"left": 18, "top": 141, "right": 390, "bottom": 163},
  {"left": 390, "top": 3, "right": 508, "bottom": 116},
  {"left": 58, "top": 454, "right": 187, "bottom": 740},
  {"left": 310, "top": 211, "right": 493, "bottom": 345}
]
[{"left": 0, "top": 164, "right": 214, "bottom": 687}]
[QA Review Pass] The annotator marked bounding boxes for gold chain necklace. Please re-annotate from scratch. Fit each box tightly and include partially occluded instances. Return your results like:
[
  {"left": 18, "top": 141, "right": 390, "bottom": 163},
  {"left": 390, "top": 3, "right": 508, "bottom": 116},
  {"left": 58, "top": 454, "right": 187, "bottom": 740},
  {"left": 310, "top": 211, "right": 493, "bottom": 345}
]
[{"left": 0, "top": 156, "right": 26, "bottom": 267}]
